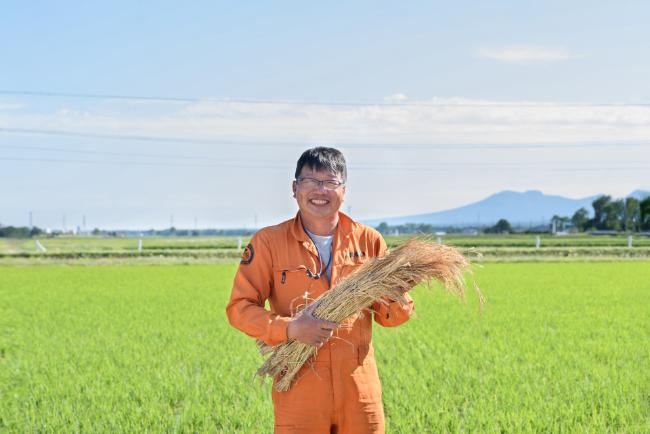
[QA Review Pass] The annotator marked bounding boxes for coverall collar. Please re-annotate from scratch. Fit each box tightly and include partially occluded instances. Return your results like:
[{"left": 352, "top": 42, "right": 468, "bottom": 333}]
[{"left": 290, "top": 211, "right": 358, "bottom": 244}]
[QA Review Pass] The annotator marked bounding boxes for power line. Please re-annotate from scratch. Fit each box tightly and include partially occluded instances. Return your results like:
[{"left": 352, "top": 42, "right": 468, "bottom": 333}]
[
  {"left": 1, "top": 143, "right": 646, "bottom": 168},
  {"left": 0, "top": 143, "right": 250, "bottom": 163},
  {"left": 0, "top": 127, "right": 245, "bottom": 146},
  {"left": 2, "top": 90, "right": 650, "bottom": 107},
  {"left": 2, "top": 127, "right": 650, "bottom": 150},
  {"left": 0, "top": 156, "right": 286, "bottom": 169},
  {"left": 0, "top": 127, "right": 306, "bottom": 148},
  {"left": 357, "top": 165, "right": 650, "bottom": 172},
  {"left": 1, "top": 156, "right": 648, "bottom": 172}
]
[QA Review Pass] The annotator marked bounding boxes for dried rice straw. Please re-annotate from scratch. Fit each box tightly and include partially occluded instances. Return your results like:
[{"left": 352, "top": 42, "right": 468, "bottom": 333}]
[{"left": 257, "top": 238, "right": 483, "bottom": 391}]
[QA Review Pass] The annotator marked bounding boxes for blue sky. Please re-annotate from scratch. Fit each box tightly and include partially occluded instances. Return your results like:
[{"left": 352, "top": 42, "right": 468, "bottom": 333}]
[
  {"left": 1, "top": 1, "right": 649, "bottom": 229},
  {"left": 3, "top": 1, "right": 650, "bottom": 101}
]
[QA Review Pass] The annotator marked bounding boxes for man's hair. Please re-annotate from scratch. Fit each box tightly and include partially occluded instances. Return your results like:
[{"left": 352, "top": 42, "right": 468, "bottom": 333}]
[{"left": 295, "top": 147, "right": 347, "bottom": 182}]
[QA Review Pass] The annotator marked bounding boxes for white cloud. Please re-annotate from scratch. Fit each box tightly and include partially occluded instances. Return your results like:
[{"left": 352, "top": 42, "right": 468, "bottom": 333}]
[
  {"left": 2, "top": 97, "right": 650, "bottom": 146},
  {"left": 0, "top": 101, "right": 26, "bottom": 110},
  {"left": 476, "top": 45, "right": 573, "bottom": 63},
  {"left": 2, "top": 96, "right": 648, "bottom": 228},
  {"left": 384, "top": 93, "right": 408, "bottom": 101}
]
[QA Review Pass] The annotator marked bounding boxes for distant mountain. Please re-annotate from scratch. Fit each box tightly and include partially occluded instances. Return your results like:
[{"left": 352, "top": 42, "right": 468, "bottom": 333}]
[
  {"left": 364, "top": 189, "right": 649, "bottom": 227},
  {"left": 629, "top": 189, "right": 650, "bottom": 200}
]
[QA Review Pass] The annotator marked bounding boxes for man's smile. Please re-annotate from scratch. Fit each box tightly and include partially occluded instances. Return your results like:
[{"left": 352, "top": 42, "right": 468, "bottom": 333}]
[{"left": 309, "top": 199, "right": 330, "bottom": 206}]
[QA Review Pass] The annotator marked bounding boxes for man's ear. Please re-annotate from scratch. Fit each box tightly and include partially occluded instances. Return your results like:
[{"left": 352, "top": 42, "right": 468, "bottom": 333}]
[{"left": 292, "top": 180, "right": 297, "bottom": 198}]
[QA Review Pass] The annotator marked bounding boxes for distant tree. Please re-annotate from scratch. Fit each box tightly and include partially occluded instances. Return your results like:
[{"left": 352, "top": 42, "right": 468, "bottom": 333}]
[
  {"left": 603, "top": 199, "right": 625, "bottom": 231},
  {"left": 624, "top": 197, "right": 641, "bottom": 232},
  {"left": 590, "top": 195, "right": 612, "bottom": 229},
  {"left": 29, "top": 226, "right": 43, "bottom": 237},
  {"left": 571, "top": 207, "right": 590, "bottom": 232},
  {"left": 91, "top": 228, "right": 102, "bottom": 236},
  {"left": 376, "top": 222, "right": 389, "bottom": 235},
  {"left": 0, "top": 226, "right": 30, "bottom": 238},
  {"left": 486, "top": 219, "right": 512, "bottom": 234},
  {"left": 640, "top": 197, "right": 650, "bottom": 231}
]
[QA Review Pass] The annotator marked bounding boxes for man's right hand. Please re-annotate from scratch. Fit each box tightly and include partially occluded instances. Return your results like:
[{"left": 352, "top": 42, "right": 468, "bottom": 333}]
[{"left": 287, "top": 306, "right": 339, "bottom": 348}]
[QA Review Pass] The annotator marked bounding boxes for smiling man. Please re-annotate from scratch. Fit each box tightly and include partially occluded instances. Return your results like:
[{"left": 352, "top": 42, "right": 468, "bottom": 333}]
[{"left": 226, "top": 147, "right": 414, "bottom": 434}]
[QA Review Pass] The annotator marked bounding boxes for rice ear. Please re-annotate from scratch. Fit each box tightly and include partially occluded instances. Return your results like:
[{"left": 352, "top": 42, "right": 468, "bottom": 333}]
[{"left": 256, "top": 237, "right": 482, "bottom": 391}]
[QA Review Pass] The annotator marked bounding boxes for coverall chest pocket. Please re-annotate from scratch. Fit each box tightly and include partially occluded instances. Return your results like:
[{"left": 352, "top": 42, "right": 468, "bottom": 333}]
[{"left": 272, "top": 265, "right": 315, "bottom": 316}]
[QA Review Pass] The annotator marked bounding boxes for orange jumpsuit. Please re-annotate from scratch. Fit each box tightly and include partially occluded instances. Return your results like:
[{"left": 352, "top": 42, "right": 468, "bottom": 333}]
[{"left": 226, "top": 212, "right": 414, "bottom": 433}]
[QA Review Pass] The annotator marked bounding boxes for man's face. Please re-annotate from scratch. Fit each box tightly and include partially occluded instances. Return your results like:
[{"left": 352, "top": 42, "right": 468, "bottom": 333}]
[{"left": 292, "top": 166, "right": 346, "bottom": 221}]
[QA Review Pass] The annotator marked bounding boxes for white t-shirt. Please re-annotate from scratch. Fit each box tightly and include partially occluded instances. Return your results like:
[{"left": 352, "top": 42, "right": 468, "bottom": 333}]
[{"left": 305, "top": 229, "right": 333, "bottom": 281}]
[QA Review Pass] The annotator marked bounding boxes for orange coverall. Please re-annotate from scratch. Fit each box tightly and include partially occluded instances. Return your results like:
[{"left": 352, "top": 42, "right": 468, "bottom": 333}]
[{"left": 226, "top": 212, "right": 414, "bottom": 433}]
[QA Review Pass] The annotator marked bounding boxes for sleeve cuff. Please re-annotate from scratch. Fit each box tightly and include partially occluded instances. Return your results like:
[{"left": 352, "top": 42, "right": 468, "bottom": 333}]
[{"left": 268, "top": 315, "right": 292, "bottom": 345}]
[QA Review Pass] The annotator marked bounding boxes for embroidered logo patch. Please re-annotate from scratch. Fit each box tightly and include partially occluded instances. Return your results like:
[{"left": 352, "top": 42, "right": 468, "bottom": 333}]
[{"left": 240, "top": 243, "right": 254, "bottom": 265}]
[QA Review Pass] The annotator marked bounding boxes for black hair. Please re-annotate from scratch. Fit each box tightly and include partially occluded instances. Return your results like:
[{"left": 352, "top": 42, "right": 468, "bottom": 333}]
[{"left": 294, "top": 147, "right": 347, "bottom": 182}]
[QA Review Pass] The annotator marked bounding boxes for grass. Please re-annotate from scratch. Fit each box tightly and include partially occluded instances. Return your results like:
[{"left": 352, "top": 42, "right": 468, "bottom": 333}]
[
  {"left": 1, "top": 262, "right": 649, "bottom": 432},
  {"left": 7, "top": 236, "right": 248, "bottom": 254},
  {"left": 2, "top": 235, "right": 650, "bottom": 263},
  {"left": 376, "top": 262, "right": 650, "bottom": 432},
  {"left": 385, "top": 234, "right": 650, "bottom": 248},
  {"left": 0, "top": 264, "right": 267, "bottom": 432}
]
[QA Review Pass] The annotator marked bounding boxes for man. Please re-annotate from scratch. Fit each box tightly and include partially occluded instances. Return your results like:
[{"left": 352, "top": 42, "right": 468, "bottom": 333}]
[{"left": 226, "top": 147, "right": 414, "bottom": 433}]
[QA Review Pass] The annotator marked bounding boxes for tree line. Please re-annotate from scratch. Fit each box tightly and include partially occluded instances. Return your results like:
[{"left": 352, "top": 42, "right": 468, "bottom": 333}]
[
  {"left": 0, "top": 224, "right": 256, "bottom": 238},
  {"left": 0, "top": 225, "right": 43, "bottom": 238},
  {"left": 375, "top": 195, "right": 650, "bottom": 235},
  {"left": 554, "top": 195, "right": 650, "bottom": 232},
  {"left": 3, "top": 194, "right": 649, "bottom": 238}
]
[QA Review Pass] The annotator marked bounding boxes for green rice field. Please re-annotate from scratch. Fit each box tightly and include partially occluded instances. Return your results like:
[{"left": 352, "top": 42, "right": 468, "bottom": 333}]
[
  {"left": 0, "top": 236, "right": 245, "bottom": 254},
  {"left": 3, "top": 234, "right": 650, "bottom": 255},
  {"left": 2, "top": 235, "right": 650, "bottom": 264},
  {"left": 1, "top": 262, "right": 649, "bottom": 432}
]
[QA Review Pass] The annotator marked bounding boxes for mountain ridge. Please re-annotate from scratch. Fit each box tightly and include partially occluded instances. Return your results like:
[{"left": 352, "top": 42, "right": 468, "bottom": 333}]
[{"left": 364, "top": 189, "right": 650, "bottom": 227}]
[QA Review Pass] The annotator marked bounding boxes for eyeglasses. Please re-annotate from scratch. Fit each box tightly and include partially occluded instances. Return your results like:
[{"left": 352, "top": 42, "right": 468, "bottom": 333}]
[{"left": 295, "top": 177, "right": 345, "bottom": 190}]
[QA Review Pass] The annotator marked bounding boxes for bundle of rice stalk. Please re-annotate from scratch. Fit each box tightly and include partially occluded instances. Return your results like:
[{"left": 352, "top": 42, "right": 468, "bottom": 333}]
[{"left": 257, "top": 238, "right": 483, "bottom": 392}]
